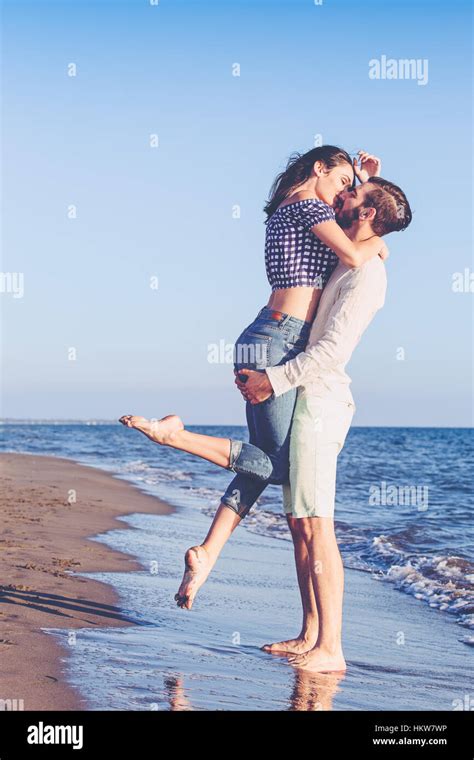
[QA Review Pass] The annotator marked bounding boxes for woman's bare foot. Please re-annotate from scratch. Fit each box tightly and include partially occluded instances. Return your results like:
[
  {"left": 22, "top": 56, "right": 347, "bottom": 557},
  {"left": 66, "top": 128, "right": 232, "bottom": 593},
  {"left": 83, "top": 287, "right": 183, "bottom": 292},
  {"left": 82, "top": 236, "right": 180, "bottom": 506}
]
[
  {"left": 118, "top": 414, "right": 184, "bottom": 445},
  {"left": 174, "top": 545, "right": 213, "bottom": 610},
  {"left": 261, "top": 633, "right": 318, "bottom": 656},
  {"left": 288, "top": 646, "right": 347, "bottom": 673}
]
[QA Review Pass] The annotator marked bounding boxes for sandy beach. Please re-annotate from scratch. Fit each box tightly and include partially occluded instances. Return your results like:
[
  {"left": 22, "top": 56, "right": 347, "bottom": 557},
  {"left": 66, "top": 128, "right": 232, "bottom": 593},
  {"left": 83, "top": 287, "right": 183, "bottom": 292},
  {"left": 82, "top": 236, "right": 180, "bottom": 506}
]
[
  {"left": 1, "top": 450, "right": 471, "bottom": 712},
  {"left": 0, "top": 452, "right": 173, "bottom": 710}
]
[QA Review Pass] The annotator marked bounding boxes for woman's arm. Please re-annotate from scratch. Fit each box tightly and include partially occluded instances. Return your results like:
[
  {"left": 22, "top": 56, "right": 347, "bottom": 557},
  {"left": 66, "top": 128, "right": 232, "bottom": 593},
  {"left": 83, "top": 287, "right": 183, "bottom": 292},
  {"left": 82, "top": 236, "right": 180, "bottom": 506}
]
[
  {"left": 353, "top": 151, "right": 382, "bottom": 183},
  {"left": 312, "top": 219, "right": 388, "bottom": 268}
]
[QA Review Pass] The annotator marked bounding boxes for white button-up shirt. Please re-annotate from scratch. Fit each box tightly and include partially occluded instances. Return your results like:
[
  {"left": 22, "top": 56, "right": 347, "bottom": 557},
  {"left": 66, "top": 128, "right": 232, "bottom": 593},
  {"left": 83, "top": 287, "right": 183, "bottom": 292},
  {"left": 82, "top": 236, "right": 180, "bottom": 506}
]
[{"left": 265, "top": 256, "right": 387, "bottom": 406}]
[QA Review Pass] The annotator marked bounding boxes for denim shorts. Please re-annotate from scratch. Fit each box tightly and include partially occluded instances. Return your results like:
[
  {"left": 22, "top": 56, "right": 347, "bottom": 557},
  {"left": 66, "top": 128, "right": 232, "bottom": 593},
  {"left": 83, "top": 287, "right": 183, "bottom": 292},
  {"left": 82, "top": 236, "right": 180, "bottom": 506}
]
[{"left": 220, "top": 305, "right": 312, "bottom": 518}]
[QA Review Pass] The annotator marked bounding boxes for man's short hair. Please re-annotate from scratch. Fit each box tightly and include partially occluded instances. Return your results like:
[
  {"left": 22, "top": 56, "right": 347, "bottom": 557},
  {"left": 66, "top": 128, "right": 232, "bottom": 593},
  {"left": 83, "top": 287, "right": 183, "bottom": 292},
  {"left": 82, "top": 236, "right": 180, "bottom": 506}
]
[{"left": 364, "top": 177, "right": 412, "bottom": 236}]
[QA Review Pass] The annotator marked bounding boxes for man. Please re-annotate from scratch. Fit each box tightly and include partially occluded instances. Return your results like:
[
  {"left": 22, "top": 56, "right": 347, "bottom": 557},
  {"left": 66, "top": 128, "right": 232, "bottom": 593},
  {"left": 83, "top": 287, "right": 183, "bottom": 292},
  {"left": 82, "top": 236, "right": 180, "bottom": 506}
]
[{"left": 234, "top": 177, "right": 412, "bottom": 672}]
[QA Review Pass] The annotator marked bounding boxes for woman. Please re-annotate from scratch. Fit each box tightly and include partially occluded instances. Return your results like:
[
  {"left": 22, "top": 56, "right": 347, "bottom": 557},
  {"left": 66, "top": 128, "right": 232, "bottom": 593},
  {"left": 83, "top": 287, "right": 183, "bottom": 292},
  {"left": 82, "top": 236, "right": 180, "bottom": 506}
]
[{"left": 119, "top": 145, "right": 385, "bottom": 609}]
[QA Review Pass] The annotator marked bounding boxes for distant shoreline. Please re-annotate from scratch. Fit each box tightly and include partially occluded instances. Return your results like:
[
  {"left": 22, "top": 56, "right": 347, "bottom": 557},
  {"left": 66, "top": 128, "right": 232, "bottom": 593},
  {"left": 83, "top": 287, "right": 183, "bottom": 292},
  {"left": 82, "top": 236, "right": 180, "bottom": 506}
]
[{"left": 1, "top": 420, "right": 472, "bottom": 429}]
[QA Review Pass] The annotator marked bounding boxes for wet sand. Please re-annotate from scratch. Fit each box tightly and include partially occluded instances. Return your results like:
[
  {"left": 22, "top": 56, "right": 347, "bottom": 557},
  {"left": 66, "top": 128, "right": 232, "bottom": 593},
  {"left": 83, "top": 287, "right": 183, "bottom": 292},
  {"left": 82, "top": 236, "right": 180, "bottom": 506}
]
[{"left": 42, "top": 489, "right": 473, "bottom": 711}]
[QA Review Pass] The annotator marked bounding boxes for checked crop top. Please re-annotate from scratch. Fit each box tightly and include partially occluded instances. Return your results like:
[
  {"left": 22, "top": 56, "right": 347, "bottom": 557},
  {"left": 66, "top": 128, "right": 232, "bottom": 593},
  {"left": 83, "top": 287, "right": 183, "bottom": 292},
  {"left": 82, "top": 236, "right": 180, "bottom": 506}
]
[{"left": 265, "top": 198, "right": 338, "bottom": 291}]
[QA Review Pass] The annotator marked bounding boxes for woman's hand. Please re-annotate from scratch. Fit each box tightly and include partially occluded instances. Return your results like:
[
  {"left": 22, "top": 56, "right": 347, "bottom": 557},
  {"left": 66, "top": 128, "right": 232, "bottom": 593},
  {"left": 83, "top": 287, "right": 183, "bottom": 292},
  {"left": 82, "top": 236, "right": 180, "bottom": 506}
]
[
  {"left": 353, "top": 150, "right": 382, "bottom": 183},
  {"left": 234, "top": 369, "right": 273, "bottom": 404}
]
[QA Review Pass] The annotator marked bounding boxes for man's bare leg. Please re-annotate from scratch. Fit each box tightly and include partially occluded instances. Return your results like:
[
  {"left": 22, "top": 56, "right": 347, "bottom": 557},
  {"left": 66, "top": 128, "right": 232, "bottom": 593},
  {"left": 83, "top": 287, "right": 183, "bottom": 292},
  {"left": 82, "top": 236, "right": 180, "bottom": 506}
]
[
  {"left": 262, "top": 515, "right": 319, "bottom": 654},
  {"left": 288, "top": 517, "right": 346, "bottom": 673},
  {"left": 175, "top": 504, "right": 242, "bottom": 609}
]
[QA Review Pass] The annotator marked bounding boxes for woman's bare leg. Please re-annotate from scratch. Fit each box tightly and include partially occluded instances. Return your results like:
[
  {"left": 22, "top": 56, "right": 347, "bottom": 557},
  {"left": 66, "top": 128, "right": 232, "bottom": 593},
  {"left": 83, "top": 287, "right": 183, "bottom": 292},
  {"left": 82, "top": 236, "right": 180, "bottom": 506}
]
[
  {"left": 119, "top": 414, "right": 232, "bottom": 468},
  {"left": 119, "top": 415, "right": 265, "bottom": 610},
  {"left": 175, "top": 504, "right": 242, "bottom": 610},
  {"left": 118, "top": 417, "right": 242, "bottom": 608}
]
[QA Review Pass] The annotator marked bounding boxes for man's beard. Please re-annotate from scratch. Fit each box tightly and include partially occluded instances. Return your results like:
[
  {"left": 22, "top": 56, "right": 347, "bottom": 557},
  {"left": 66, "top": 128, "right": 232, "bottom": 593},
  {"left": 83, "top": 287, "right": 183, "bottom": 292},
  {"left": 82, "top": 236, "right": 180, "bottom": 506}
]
[{"left": 336, "top": 207, "right": 360, "bottom": 229}]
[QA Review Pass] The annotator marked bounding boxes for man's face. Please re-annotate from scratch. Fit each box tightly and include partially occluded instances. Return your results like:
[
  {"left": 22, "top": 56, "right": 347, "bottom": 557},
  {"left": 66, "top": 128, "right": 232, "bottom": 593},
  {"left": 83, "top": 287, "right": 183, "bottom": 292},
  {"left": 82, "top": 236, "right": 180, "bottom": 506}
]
[{"left": 334, "top": 183, "right": 372, "bottom": 229}]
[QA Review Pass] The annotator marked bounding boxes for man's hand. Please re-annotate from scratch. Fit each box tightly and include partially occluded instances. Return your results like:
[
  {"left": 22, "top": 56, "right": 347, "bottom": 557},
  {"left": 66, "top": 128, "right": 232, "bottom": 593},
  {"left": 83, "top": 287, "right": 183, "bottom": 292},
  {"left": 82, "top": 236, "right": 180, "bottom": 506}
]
[
  {"left": 353, "top": 150, "right": 382, "bottom": 183},
  {"left": 234, "top": 369, "right": 273, "bottom": 404}
]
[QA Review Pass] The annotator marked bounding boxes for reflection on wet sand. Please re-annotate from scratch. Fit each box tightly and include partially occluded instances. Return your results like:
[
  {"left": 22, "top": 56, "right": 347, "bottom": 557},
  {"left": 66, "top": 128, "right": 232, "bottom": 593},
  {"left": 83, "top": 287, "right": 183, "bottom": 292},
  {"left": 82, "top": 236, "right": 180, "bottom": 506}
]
[{"left": 161, "top": 669, "right": 344, "bottom": 712}]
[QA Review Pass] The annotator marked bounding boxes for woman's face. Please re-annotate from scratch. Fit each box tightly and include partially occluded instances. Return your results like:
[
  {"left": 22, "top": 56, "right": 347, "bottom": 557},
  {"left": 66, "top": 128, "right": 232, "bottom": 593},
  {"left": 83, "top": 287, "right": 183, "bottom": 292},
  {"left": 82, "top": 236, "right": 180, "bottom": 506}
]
[{"left": 315, "top": 161, "right": 354, "bottom": 205}]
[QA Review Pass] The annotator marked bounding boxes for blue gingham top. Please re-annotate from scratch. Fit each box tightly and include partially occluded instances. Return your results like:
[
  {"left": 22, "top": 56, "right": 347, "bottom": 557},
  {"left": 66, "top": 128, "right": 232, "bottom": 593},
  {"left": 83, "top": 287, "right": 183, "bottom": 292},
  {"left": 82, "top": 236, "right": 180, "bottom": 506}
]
[{"left": 265, "top": 198, "right": 338, "bottom": 290}]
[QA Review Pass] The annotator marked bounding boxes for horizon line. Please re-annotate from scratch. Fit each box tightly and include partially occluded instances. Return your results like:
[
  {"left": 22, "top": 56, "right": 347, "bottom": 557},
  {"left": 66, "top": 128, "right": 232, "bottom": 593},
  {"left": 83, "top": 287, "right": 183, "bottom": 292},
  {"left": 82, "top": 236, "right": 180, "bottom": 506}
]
[{"left": 0, "top": 419, "right": 472, "bottom": 430}]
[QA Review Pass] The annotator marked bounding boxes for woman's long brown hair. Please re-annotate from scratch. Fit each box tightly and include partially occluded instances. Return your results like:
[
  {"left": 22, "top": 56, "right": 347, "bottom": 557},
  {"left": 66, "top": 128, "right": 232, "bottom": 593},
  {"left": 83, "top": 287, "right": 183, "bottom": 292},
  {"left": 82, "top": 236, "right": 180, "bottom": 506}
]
[{"left": 263, "top": 145, "right": 353, "bottom": 222}]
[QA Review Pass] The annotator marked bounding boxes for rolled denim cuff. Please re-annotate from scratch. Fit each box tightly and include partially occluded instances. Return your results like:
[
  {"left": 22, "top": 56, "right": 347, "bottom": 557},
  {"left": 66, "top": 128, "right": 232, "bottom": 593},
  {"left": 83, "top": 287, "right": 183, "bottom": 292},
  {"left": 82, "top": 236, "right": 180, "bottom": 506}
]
[{"left": 227, "top": 439, "right": 273, "bottom": 481}]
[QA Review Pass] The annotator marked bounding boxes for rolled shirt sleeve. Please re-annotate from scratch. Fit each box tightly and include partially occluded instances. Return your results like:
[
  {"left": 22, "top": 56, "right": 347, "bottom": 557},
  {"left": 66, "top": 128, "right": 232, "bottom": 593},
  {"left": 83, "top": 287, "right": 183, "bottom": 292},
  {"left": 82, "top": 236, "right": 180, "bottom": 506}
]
[{"left": 265, "top": 274, "right": 385, "bottom": 397}]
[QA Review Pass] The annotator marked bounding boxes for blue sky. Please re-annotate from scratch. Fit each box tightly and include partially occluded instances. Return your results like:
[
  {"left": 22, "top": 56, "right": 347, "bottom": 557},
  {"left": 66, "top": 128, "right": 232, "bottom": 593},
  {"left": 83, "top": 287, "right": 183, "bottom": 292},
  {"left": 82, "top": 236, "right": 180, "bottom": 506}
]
[{"left": 2, "top": 0, "right": 472, "bottom": 425}]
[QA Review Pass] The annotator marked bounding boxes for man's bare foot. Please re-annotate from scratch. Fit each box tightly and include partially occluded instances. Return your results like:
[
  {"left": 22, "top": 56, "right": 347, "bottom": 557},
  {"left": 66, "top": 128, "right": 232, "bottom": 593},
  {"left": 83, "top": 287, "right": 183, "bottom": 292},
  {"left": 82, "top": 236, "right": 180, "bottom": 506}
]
[
  {"left": 118, "top": 414, "right": 184, "bottom": 445},
  {"left": 288, "top": 646, "right": 346, "bottom": 673},
  {"left": 174, "top": 545, "right": 213, "bottom": 610},
  {"left": 261, "top": 634, "right": 318, "bottom": 655}
]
